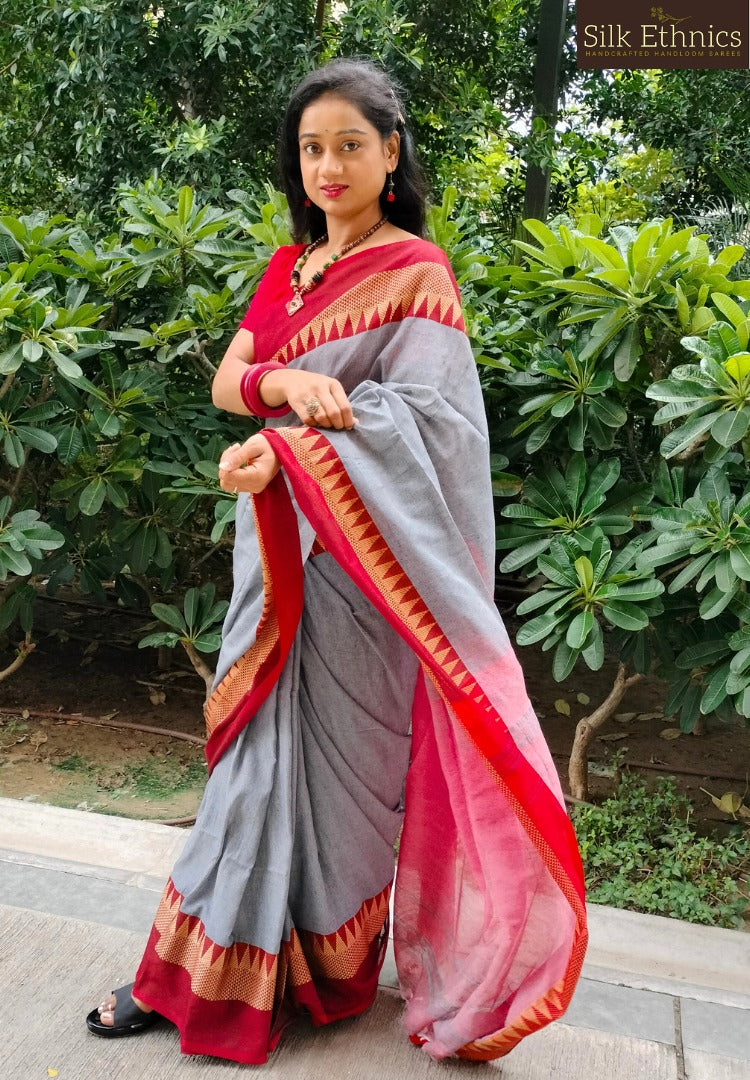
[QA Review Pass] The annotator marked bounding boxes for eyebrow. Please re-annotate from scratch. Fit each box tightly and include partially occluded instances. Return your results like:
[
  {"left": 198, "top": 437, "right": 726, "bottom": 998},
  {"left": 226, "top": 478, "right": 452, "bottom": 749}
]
[{"left": 298, "top": 128, "right": 367, "bottom": 140}]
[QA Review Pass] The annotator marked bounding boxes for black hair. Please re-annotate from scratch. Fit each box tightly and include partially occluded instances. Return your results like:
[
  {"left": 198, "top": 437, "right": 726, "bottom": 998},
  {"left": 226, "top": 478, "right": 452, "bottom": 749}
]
[{"left": 278, "top": 58, "right": 427, "bottom": 243}]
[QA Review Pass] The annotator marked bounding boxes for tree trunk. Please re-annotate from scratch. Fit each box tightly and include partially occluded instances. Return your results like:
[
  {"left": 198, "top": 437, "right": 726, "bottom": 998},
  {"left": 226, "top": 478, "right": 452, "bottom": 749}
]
[
  {"left": 314, "top": 0, "right": 328, "bottom": 50},
  {"left": 568, "top": 663, "right": 643, "bottom": 801},
  {"left": 182, "top": 641, "right": 215, "bottom": 703},
  {"left": 0, "top": 634, "right": 35, "bottom": 684},
  {"left": 523, "top": 0, "right": 568, "bottom": 224}
]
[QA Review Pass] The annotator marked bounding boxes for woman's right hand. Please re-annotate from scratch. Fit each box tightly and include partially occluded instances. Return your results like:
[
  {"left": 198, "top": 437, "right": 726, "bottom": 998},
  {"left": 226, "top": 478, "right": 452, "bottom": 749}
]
[{"left": 259, "top": 368, "right": 356, "bottom": 430}]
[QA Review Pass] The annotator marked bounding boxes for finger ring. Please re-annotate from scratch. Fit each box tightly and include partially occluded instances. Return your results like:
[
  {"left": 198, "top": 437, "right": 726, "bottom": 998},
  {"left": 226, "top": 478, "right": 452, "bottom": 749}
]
[
  {"left": 232, "top": 486, "right": 238, "bottom": 494},
  {"left": 304, "top": 397, "right": 322, "bottom": 417}
]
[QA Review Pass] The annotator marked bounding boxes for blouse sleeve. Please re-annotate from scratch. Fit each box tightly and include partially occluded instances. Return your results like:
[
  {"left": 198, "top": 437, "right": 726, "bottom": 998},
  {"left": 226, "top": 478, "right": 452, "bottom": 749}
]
[
  {"left": 238, "top": 248, "right": 286, "bottom": 334},
  {"left": 236, "top": 248, "right": 294, "bottom": 418}
]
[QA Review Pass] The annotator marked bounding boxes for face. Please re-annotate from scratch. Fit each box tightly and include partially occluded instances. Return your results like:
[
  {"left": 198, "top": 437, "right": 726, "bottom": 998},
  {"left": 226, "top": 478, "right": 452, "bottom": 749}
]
[{"left": 298, "top": 93, "right": 399, "bottom": 226}]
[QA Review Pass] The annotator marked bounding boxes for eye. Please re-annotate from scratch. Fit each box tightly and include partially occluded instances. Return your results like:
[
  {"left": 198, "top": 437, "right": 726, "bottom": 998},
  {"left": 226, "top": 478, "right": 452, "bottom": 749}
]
[
  {"left": 301, "top": 143, "right": 320, "bottom": 155},
  {"left": 341, "top": 141, "right": 360, "bottom": 152}
]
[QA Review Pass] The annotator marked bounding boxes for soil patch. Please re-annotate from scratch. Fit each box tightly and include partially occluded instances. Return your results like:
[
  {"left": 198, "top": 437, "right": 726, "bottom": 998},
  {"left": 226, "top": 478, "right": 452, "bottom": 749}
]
[{"left": 0, "top": 595, "right": 207, "bottom": 822}]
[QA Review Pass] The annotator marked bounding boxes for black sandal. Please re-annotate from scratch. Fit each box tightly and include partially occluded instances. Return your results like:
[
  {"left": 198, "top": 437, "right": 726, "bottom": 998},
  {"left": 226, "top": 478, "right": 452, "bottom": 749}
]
[{"left": 85, "top": 982, "right": 163, "bottom": 1038}]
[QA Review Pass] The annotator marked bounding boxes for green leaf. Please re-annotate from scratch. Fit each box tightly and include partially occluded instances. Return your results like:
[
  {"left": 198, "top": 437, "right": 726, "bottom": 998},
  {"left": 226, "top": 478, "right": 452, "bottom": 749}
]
[
  {"left": 589, "top": 396, "right": 628, "bottom": 428},
  {"left": 714, "top": 551, "right": 737, "bottom": 594},
  {"left": 192, "top": 632, "right": 223, "bottom": 652},
  {"left": 130, "top": 525, "right": 157, "bottom": 573},
  {"left": 711, "top": 409, "right": 750, "bottom": 448},
  {"left": 16, "top": 425, "right": 58, "bottom": 453},
  {"left": 138, "top": 631, "right": 182, "bottom": 649},
  {"left": 525, "top": 415, "right": 557, "bottom": 454},
  {"left": 566, "top": 610, "right": 594, "bottom": 649},
  {"left": 729, "top": 646, "right": 750, "bottom": 676},
  {"left": 184, "top": 586, "right": 201, "bottom": 631},
  {"left": 611, "top": 580, "right": 664, "bottom": 602},
  {"left": 150, "top": 602, "right": 188, "bottom": 634},
  {"left": 698, "top": 467, "right": 731, "bottom": 506},
  {"left": 78, "top": 476, "right": 106, "bottom": 516},
  {"left": 56, "top": 425, "right": 84, "bottom": 465},
  {"left": 565, "top": 454, "right": 586, "bottom": 511},
  {"left": 581, "top": 618, "right": 605, "bottom": 669},
  {"left": 553, "top": 640, "right": 579, "bottom": 682},
  {"left": 699, "top": 585, "right": 737, "bottom": 619},
  {"left": 516, "top": 607, "right": 569, "bottom": 646},
  {"left": 3, "top": 431, "right": 24, "bottom": 467},
  {"left": 50, "top": 352, "right": 83, "bottom": 380},
  {"left": 675, "top": 640, "right": 730, "bottom": 670},
  {"left": 537, "top": 552, "right": 579, "bottom": 587},
  {"left": 177, "top": 185, "right": 194, "bottom": 226},
  {"left": 679, "top": 683, "right": 702, "bottom": 733},
  {"left": 659, "top": 410, "right": 719, "bottom": 459},
  {"left": 567, "top": 402, "right": 585, "bottom": 450},
  {"left": 143, "top": 459, "right": 194, "bottom": 478},
  {"left": 613, "top": 321, "right": 641, "bottom": 382},
  {"left": 516, "top": 588, "right": 568, "bottom": 616},
  {"left": 601, "top": 601, "right": 649, "bottom": 630},
  {"left": 0, "top": 545, "right": 33, "bottom": 577},
  {"left": 712, "top": 291, "right": 747, "bottom": 330},
  {"left": 0, "top": 344, "right": 23, "bottom": 374},
  {"left": 575, "top": 556, "right": 594, "bottom": 591},
  {"left": 498, "top": 536, "right": 552, "bottom": 573},
  {"left": 581, "top": 458, "right": 620, "bottom": 514},
  {"left": 153, "top": 527, "right": 172, "bottom": 569},
  {"left": 729, "top": 545, "right": 750, "bottom": 581},
  {"left": 520, "top": 219, "right": 558, "bottom": 247}
]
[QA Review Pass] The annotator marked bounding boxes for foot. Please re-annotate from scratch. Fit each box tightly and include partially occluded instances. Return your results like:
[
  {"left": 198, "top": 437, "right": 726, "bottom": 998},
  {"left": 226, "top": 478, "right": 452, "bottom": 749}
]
[
  {"left": 85, "top": 981, "right": 162, "bottom": 1038},
  {"left": 97, "top": 988, "right": 153, "bottom": 1027}
]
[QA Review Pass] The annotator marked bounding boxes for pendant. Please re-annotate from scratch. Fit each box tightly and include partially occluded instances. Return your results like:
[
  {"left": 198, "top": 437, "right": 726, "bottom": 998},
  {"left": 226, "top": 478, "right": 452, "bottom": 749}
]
[{"left": 286, "top": 294, "right": 304, "bottom": 316}]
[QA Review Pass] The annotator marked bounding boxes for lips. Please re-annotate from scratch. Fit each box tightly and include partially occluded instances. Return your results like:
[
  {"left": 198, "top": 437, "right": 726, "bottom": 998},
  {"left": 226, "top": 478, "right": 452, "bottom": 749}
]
[{"left": 320, "top": 185, "right": 348, "bottom": 198}]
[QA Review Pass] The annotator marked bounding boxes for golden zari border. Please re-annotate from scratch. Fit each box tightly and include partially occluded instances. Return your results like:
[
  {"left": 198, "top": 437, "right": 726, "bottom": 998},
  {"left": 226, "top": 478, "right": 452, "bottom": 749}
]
[
  {"left": 151, "top": 879, "right": 391, "bottom": 1012},
  {"left": 204, "top": 500, "right": 277, "bottom": 736}
]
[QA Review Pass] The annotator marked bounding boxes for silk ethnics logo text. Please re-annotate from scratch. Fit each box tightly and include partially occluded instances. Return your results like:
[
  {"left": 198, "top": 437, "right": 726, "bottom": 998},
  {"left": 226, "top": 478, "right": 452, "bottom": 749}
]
[{"left": 576, "top": 1, "right": 749, "bottom": 68}]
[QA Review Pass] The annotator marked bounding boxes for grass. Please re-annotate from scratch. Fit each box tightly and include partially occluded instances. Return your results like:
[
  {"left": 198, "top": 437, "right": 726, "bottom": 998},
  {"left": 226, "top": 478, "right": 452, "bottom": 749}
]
[
  {"left": 52, "top": 753, "right": 94, "bottom": 774},
  {"left": 121, "top": 758, "right": 206, "bottom": 800},
  {"left": 50, "top": 749, "right": 206, "bottom": 805}
]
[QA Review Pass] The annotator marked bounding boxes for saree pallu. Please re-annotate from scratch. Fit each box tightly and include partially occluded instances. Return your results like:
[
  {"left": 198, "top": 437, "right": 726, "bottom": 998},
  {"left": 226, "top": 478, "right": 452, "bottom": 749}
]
[{"left": 133, "top": 240, "right": 588, "bottom": 1064}]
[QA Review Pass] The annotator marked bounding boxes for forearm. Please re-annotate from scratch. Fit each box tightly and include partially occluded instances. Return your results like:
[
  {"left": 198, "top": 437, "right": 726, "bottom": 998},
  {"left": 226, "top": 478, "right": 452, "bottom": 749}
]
[{"left": 211, "top": 349, "right": 254, "bottom": 416}]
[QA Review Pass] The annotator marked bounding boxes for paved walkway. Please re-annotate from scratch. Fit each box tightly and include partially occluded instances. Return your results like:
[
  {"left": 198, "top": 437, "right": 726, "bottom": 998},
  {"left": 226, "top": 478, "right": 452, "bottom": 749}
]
[{"left": 1, "top": 797, "right": 749, "bottom": 1080}]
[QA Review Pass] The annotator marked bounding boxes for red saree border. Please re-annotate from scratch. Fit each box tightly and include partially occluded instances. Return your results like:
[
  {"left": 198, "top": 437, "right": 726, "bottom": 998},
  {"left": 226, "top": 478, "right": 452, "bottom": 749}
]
[
  {"left": 204, "top": 470, "right": 304, "bottom": 771},
  {"left": 267, "top": 262, "right": 466, "bottom": 366},
  {"left": 262, "top": 425, "right": 588, "bottom": 1060},
  {"left": 133, "top": 878, "right": 392, "bottom": 1065}
]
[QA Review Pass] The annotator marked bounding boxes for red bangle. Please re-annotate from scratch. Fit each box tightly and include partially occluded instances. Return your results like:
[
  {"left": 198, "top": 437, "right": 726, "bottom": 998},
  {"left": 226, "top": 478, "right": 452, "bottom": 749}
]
[{"left": 239, "top": 363, "right": 291, "bottom": 418}]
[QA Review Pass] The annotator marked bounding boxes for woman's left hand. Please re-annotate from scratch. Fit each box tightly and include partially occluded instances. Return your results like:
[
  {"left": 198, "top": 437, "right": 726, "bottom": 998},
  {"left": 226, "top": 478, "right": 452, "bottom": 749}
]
[{"left": 218, "top": 434, "right": 280, "bottom": 495}]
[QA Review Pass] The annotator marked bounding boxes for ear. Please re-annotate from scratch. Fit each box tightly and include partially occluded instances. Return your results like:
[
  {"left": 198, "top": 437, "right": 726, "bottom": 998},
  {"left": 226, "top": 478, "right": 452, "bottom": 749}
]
[{"left": 384, "top": 131, "right": 400, "bottom": 171}]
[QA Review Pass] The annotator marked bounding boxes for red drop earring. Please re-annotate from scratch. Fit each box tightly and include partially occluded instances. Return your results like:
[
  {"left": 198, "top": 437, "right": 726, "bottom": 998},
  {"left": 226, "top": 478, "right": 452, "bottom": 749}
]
[
  {"left": 386, "top": 173, "right": 395, "bottom": 203},
  {"left": 304, "top": 197, "right": 311, "bottom": 208}
]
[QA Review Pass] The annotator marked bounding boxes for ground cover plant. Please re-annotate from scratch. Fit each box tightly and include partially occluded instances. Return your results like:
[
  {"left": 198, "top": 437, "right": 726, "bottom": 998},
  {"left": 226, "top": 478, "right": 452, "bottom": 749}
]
[{"left": 572, "top": 773, "right": 750, "bottom": 928}]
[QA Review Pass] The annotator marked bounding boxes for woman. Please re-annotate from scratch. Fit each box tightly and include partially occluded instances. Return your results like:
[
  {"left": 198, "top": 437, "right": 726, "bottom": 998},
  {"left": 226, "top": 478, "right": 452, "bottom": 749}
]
[{"left": 87, "top": 58, "right": 587, "bottom": 1065}]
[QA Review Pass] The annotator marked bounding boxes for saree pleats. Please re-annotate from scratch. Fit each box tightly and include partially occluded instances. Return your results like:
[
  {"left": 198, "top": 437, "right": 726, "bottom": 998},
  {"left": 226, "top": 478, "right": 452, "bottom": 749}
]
[{"left": 134, "top": 553, "right": 416, "bottom": 1064}]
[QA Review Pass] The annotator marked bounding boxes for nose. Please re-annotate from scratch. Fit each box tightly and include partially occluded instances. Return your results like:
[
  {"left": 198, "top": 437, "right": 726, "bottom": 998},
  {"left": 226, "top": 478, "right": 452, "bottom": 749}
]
[{"left": 319, "top": 149, "right": 343, "bottom": 176}]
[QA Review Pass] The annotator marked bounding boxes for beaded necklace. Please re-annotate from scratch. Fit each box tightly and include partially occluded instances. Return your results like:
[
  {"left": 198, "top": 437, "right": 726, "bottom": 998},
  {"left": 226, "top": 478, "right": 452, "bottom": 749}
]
[{"left": 287, "top": 216, "right": 387, "bottom": 316}]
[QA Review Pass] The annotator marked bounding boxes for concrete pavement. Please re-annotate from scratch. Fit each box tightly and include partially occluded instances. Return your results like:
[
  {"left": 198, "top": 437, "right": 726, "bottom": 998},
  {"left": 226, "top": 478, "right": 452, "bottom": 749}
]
[{"left": 1, "top": 797, "right": 748, "bottom": 1080}]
